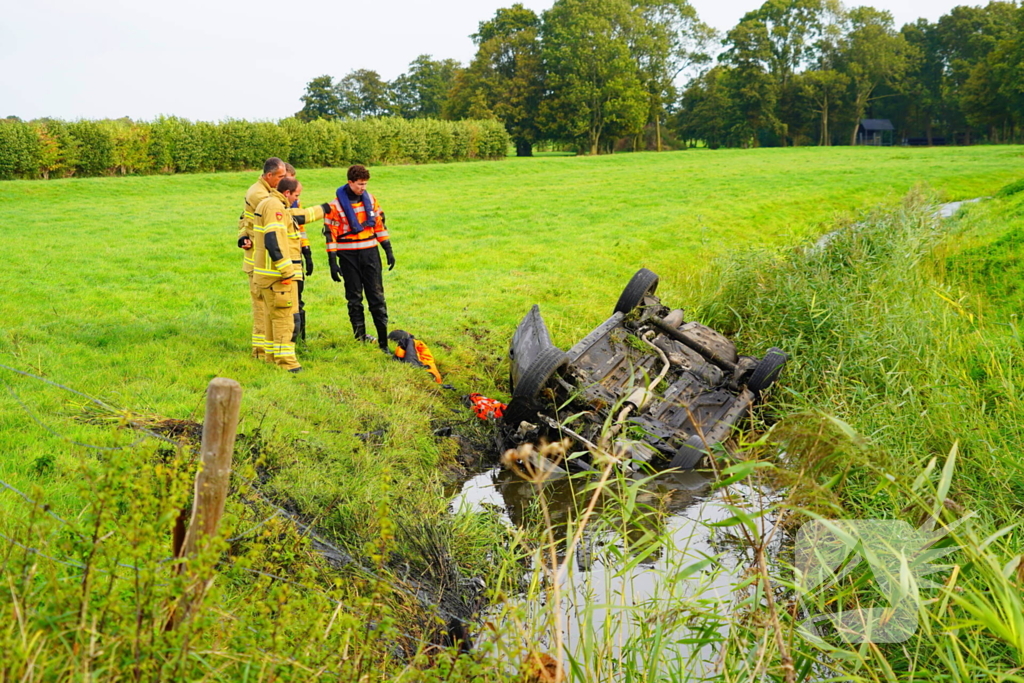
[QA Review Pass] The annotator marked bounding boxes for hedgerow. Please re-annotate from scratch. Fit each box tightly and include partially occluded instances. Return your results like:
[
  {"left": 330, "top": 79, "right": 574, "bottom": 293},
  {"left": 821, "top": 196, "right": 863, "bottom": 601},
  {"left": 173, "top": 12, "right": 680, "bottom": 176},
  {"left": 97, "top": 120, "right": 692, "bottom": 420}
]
[{"left": 0, "top": 116, "right": 510, "bottom": 180}]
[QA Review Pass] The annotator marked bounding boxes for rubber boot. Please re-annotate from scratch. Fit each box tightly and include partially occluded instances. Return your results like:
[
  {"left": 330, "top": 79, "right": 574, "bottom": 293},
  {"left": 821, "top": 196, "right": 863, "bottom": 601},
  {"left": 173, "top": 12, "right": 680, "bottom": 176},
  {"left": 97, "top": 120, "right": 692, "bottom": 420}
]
[
  {"left": 300, "top": 310, "right": 307, "bottom": 342},
  {"left": 375, "top": 323, "right": 389, "bottom": 353},
  {"left": 353, "top": 323, "right": 376, "bottom": 344}
]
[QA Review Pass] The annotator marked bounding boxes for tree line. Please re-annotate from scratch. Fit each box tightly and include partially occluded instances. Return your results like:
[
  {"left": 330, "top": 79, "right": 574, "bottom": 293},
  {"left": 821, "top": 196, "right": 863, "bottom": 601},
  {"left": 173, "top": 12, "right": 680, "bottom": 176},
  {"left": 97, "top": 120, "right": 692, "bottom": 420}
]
[
  {"left": 0, "top": 116, "right": 509, "bottom": 181},
  {"left": 299, "top": 0, "right": 1024, "bottom": 152}
]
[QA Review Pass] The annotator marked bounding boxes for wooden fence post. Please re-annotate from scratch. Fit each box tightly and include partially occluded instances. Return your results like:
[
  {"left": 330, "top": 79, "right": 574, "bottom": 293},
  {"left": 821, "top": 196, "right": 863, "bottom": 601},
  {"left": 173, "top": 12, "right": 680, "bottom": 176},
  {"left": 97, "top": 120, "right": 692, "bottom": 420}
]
[{"left": 170, "top": 377, "right": 242, "bottom": 628}]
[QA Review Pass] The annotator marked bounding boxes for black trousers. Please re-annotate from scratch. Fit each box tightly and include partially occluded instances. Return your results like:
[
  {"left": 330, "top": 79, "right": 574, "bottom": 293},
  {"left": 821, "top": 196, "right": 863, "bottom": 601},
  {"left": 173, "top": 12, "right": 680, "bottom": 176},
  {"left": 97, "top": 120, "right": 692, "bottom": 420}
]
[{"left": 337, "top": 248, "right": 388, "bottom": 336}]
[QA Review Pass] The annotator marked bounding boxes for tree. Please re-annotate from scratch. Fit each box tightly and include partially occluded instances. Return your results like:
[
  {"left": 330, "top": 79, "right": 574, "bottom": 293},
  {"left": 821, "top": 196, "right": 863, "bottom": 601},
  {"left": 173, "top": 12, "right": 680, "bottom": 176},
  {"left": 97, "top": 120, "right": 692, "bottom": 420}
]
[
  {"left": 297, "top": 75, "right": 342, "bottom": 121},
  {"left": 900, "top": 19, "right": 944, "bottom": 144},
  {"left": 725, "top": 0, "right": 837, "bottom": 88},
  {"left": 995, "top": 7, "right": 1024, "bottom": 140},
  {"left": 627, "top": 0, "right": 716, "bottom": 151},
  {"left": 797, "top": 69, "right": 849, "bottom": 144},
  {"left": 720, "top": 0, "right": 840, "bottom": 145},
  {"left": 838, "top": 7, "right": 915, "bottom": 145},
  {"left": 539, "top": 0, "right": 648, "bottom": 154},
  {"left": 336, "top": 69, "right": 391, "bottom": 118},
  {"left": 675, "top": 65, "right": 735, "bottom": 148},
  {"left": 389, "top": 55, "right": 461, "bottom": 119},
  {"left": 719, "top": 19, "right": 780, "bottom": 146},
  {"left": 933, "top": 2, "right": 1019, "bottom": 143},
  {"left": 446, "top": 4, "right": 545, "bottom": 156}
]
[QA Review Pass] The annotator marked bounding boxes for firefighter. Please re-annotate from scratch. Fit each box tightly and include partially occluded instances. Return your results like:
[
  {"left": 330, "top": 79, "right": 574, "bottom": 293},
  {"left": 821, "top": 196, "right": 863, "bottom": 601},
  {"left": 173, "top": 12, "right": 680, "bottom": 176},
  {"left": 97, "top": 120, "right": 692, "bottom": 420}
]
[
  {"left": 237, "top": 157, "right": 328, "bottom": 359},
  {"left": 388, "top": 330, "right": 442, "bottom": 383},
  {"left": 280, "top": 173, "right": 316, "bottom": 343},
  {"left": 323, "top": 164, "right": 395, "bottom": 352},
  {"left": 252, "top": 176, "right": 305, "bottom": 372},
  {"left": 280, "top": 162, "right": 316, "bottom": 340}
]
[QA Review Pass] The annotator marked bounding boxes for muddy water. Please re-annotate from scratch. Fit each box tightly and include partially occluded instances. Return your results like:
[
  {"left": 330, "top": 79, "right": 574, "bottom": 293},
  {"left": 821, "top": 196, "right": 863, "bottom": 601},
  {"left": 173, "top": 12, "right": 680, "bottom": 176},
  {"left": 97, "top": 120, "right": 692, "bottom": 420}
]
[{"left": 452, "top": 465, "right": 781, "bottom": 670}]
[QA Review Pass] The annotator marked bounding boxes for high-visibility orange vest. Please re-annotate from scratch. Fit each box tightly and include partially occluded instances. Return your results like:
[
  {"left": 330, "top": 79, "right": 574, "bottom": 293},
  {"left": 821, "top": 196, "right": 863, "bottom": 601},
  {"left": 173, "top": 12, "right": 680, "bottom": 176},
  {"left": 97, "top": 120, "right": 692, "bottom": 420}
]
[
  {"left": 467, "top": 393, "right": 506, "bottom": 420},
  {"left": 324, "top": 192, "right": 389, "bottom": 252}
]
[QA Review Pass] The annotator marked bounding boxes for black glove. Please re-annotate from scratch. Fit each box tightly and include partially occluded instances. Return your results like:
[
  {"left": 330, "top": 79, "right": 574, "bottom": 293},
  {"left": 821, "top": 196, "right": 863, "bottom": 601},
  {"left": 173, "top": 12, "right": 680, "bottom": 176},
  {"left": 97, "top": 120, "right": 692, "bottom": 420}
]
[
  {"left": 302, "top": 246, "right": 314, "bottom": 276},
  {"left": 320, "top": 203, "right": 331, "bottom": 215},
  {"left": 328, "top": 252, "right": 342, "bottom": 283},
  {"left": 381, "top": 241, "right": 396, "bottom": 271},
  {"left": 237, "top": 236, "right": 252, "bottom": 249}
]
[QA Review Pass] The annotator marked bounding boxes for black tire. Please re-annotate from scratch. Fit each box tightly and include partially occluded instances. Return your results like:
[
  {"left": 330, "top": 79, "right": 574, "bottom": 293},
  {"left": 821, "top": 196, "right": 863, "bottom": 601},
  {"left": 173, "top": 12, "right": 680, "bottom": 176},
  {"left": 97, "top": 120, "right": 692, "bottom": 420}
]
[
  {"left": 669, "top": 435, "right": 706, "bottom": 470},
  {"left": 748, "top": 347, "right": 787, "bottom": 395},
  {"left": 512, "top": 346, "right": 569, "bottom": 400},
  {"left": 501, "top": 397, "right": 534, "bottom": 426},
  {"left": 614, "top": 268, "right": 659, "bottom": 315}
]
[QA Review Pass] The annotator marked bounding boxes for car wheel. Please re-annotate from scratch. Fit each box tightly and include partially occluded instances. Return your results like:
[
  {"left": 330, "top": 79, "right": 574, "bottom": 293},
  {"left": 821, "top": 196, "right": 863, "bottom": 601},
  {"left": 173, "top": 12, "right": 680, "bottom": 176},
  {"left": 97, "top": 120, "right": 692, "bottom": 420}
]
[
  {"left": 614, "top": 268, "right": 659, "bottom": 315},
  {"left": 512, "top": 346, "right": 569, "bottom": 400},
  {"left": 669, "top": 434, "right": 706, "bottom": 470},
  {"left": 748, "top": 347, "right": 787, "bottom": 396}
]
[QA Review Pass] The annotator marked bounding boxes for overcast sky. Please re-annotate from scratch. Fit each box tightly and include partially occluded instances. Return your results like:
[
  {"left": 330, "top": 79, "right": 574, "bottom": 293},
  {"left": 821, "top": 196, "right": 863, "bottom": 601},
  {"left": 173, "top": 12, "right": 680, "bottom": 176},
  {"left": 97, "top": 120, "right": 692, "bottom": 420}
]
[{"left": 0, "top": 0, "right": 976, "bottom": 122}]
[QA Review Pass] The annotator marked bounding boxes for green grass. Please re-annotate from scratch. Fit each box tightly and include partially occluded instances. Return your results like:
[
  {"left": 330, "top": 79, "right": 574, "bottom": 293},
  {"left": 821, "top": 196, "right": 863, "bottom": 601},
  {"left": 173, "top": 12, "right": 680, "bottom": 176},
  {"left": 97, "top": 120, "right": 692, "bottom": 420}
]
[
  {"left": 1, "top": 146, "right": 1023, "bottom": 680},
  {"left": 1, "top": 145, "right": 1018, "bottom": 540},
  {"left": 674, "top": 183, "right": 1024, "bottom": 681},
  {"left": 940, "top": 189, "right": 1024, "bottom": 322}
]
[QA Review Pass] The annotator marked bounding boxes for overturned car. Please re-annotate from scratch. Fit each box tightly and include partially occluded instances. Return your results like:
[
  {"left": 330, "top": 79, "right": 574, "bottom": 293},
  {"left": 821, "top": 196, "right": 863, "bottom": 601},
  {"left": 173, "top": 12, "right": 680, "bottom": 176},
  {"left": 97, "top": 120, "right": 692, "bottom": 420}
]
[{"left": 503, "top": 268, "right": 787, "bottom": 471}]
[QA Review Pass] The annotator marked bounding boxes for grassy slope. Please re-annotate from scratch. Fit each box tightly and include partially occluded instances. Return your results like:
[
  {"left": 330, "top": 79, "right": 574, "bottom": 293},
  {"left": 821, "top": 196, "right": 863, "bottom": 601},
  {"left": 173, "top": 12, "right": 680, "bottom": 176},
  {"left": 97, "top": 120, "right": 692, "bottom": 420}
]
[
  {"left": 675, "top": 180, "right": 1024, "bottom": 680},
  {"left": 1, "top": 145, "right": 1021, "bottom": 545},
  {"left": 941, "top": 185, "right": 1024, "bottom": 322}
]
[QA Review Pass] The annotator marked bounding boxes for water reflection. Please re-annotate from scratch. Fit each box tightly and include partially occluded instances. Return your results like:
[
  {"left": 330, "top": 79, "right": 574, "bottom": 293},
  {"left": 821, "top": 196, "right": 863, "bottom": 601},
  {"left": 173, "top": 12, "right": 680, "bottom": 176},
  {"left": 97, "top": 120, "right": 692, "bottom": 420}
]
[{"left": 452, "top": 465, "right": 776, "bottom": 673}]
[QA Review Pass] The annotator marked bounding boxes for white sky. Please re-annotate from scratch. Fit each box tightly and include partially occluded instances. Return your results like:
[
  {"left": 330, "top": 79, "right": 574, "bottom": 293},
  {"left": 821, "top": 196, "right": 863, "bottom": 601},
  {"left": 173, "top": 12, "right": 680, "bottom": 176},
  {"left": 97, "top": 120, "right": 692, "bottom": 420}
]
[{"left": 0, "top": 0, "right": 975, "bottom": 122}]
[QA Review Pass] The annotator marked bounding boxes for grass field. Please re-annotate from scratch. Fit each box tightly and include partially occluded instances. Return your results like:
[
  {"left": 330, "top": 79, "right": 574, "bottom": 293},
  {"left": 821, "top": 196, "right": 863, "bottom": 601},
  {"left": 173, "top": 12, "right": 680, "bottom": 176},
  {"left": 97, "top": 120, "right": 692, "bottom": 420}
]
[
  {"left": 1, "top": 146, "right": 1018, "bottom": 533},
  {"left": 2, "top": 145, "right": 1023, "bottom": 680}
]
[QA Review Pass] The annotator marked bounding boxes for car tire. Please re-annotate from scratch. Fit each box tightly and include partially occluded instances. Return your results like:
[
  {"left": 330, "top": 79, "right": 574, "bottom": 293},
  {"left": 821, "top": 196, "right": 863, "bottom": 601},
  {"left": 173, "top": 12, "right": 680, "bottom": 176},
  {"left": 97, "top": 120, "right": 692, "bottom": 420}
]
[
  {"left": 614, "top": 268, "right": 659, "bottom": 315},
  {"left": 748, "top": 347, "right": 787, "bottom": 395},
  {"left": 512, "top": 346, "right": 569, "bottom": 400},
  {"left": 669, "top": 434, "right": 706, "bottom": 470}
]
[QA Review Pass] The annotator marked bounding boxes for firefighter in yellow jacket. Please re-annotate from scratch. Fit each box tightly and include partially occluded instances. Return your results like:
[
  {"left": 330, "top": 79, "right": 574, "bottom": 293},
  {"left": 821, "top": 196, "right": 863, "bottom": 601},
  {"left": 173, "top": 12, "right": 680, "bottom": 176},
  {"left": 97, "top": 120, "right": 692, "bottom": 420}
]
[
  {"left": 237, "top": 158, "right": 329, "bottom": 359},
  {"left": 252, "top": 176, "right": 305, "bottom": 372}
]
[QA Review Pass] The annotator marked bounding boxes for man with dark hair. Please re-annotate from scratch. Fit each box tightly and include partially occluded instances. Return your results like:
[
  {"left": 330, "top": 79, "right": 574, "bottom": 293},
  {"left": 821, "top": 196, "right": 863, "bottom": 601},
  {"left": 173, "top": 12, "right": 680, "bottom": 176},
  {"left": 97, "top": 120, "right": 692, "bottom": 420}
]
[
  {"left": 323, "top": 164, "right": 396, "bottom": 351},
  {"left": 237, "top": 157, "right": 329, "bottom": 359}
]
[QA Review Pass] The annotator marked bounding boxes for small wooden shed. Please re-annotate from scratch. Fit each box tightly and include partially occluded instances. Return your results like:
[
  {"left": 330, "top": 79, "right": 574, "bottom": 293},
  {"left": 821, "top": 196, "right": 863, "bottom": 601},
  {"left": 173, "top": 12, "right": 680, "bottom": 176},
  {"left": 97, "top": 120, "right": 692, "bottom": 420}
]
[{"left": 857, "top": 119, "right": 895, "bottom": 146}]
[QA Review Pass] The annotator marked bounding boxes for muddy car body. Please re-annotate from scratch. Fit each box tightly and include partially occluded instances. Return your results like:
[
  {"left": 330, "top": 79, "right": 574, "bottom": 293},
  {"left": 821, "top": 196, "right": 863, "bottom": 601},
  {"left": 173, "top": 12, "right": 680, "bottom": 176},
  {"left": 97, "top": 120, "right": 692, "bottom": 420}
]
[{"left": 504, "top": 269, "right": 786, "bottom": 471}]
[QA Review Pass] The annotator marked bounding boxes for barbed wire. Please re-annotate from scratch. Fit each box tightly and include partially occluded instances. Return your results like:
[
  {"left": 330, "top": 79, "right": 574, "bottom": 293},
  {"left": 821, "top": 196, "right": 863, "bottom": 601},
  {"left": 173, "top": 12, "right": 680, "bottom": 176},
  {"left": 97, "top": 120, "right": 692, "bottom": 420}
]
[
  {"left": 0, "top": 530, "right": 145, "bottom": 574},
  {"left": 0, "top": 361, "right": 475, "bottom": 645},
  {"left": 0, "top": 530, "right": 89, "bottom": 571},
  {"left": 234, "top": 479, "right": 470, "bottom": 626},
  {"left": 226, "top": 509, "right": 282, "bottom": 543},
  {"left": 0, "top": 478, "right": 87, "bottom": 538},
  {"left": 1, "top": 469, "right": 472, "bottom": 641},
  {"left": 0, "top": 362, "right": 187, "bottom": 452}
]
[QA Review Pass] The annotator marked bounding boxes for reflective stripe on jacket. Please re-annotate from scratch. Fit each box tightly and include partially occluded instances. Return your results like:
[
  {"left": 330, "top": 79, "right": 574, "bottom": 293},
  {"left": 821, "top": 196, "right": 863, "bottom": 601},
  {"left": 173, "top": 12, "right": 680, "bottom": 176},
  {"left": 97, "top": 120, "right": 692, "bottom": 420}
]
[
  {"left": 324, "top": 194, "right": 389, "bottom": 252},
  {"left": 252, "top": 191, "right": 299, "bottom": 288},
  {"left": 238, "top": 177, "right": 274, "bottom": 273},
  {"left": 238, "top": 177, "right": 325, "bottom": 272}
]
